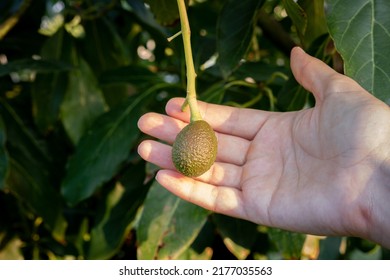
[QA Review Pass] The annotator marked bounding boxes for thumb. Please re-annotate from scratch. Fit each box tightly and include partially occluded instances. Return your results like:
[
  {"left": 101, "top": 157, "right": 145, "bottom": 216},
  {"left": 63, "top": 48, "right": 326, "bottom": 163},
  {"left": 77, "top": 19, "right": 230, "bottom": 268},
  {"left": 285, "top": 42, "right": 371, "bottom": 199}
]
[{"left": 290, "top": 47, "right": 340, "bottom": 102}]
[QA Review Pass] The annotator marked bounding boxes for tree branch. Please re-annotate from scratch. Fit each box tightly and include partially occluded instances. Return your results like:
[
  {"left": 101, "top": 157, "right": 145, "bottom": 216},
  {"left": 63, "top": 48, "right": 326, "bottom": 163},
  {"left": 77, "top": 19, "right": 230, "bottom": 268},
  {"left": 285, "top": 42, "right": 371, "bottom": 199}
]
[{"left": 257, "top": 10, "right": 297, "bottom": 56}]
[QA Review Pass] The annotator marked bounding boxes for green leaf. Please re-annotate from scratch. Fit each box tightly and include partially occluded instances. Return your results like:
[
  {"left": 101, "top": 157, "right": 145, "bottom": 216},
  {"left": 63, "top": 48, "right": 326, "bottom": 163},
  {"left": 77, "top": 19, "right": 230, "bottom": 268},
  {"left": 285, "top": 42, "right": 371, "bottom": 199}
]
[
  {"left": 217, "top": 0, "right": 265, "bottom": 78},
  {"left": 268, "top": 228, "right": 306, "bottom": 259},
  {"left": 318, "top": 237, "right": 342, "bottom": 260},
  {"left": 199, "top": 81, "right": 226, "bottom": 104},
  {"left": 297, "top": 0, "right": 327, "bottom": 46},
  {"left": 235, "top": 61, "right": 288, "bottom": 84},
  {"left": 99, "top": 65, "right": 162, "bottom": 86},
  {"left": 277, "top": 72, "right": 309, "bottom": 111},
  {"left": 82, "top": 18, "right": 130, "bottom": 75},
  {"left": 278, "top": 34, "right": 330, "bottom": 111},
  {"left": 60, "top": 56, "right": 108, "bottom": 145},
  {"left": 61, "top": 89, "right": 154, "bottom": 206},
  {"left": 0, "top": 58, "right": 71, "bottom": 77},
  {"left": 213, "top": 214, "right": 258, "bottom": 260},
  {"left": 177, "top": 221, "right": 214, "bottom": 260},
  {"left": 349, "top": 245, "right": 382, "bottom": 260},
  {"left": 0, "top": 101, "right": 67, "bottom": 241},
  {"left": 283, "top": 0, "right": 307, "bottom": 44},
  {"left": 125, "top": 0, "right": 166, "bottom": 34},
  {"left": 177, "top": 222, "right": 214, "bottom": 260},
  {"left": 137, "top": 181, "right": 209, "bottom": 260},
  {"left": 6, "top": 159, "right": 67, "bottom": 241},
  {"left": 144, "top": 0, "right": 188, "bottom": 26},
  {"left": 87, "top": 162, "right": 148, "bottom": 260},
  {"left": 32, "top": 28, "right": 74, "bottom": 133},
  {"left": 0, "top": 100, "right": 52, "bottom": 173},
  {"left": 0, "top": 234, "right": 23, "bottom": 260},
  {"left": 82, "top": 17, "right": 131, "bottom": 107},
  {"left": 327, "top": 0, "right": 390, "bottom": 103},
  {"left": 0, "top": 116, "right": 9, "bottom": 190}
]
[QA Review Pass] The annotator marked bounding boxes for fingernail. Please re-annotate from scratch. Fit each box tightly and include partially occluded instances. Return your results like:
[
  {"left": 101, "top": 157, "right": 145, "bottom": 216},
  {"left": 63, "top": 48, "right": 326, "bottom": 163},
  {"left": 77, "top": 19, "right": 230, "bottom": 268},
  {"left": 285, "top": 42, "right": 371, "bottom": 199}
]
[{"left": 294, "top": 46, "right": 305, "bottom": 53}]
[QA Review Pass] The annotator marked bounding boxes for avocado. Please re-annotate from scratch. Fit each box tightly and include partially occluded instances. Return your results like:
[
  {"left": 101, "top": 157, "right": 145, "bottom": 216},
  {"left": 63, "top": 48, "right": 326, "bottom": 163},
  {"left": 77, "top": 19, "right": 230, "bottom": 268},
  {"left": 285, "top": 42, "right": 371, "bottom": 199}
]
[{"left": 172, "top": 120, "right": 217, "bottom": 177}]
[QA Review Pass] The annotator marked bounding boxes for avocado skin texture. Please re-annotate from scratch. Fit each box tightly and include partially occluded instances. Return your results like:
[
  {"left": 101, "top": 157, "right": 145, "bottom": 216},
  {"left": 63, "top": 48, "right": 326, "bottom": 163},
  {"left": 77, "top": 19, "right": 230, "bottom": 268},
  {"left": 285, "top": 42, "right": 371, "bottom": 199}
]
[{"left": 172, "top": 120, "right": 217, "bottom": 177}]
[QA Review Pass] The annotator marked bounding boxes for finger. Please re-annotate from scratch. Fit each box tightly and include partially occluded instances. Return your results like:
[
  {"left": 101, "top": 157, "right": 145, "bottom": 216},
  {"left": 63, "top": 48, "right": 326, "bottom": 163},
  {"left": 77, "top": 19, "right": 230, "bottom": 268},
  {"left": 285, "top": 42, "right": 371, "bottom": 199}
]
[
  {"left": 138, "top": 112, "right": 251, "bottom": 165},
  {"left": 138, "top": 140, "right": 243, "bottom": 188},
  {"left": 165, "top": 97, "right": 275, "bottom": 140},
  {"left": 138, "top": 140, "right": 173, "bottom": 169},
  {"left": 137, "top": 112, "right": 182, "bottom": 144},
  {"left": 290, "top": 47, "right": 345, "bottom": 102},
  {"left": 156, "top": 169, "right": 247, "bottom": 219}
]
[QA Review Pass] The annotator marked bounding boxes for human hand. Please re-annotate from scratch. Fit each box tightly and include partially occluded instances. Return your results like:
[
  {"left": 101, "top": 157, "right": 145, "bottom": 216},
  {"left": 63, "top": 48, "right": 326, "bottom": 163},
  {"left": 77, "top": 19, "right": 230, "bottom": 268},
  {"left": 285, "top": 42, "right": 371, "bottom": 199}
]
[{"left": 137, "top": 47, "right": 390, "bottom": 247}]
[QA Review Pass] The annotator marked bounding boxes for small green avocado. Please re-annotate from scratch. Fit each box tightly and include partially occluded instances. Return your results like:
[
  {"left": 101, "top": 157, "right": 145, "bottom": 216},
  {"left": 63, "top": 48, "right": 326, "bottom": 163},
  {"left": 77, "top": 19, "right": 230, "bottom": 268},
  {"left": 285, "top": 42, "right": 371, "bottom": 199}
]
[{"left": 172, "top": 120, "right": 217, "bottom": 177}]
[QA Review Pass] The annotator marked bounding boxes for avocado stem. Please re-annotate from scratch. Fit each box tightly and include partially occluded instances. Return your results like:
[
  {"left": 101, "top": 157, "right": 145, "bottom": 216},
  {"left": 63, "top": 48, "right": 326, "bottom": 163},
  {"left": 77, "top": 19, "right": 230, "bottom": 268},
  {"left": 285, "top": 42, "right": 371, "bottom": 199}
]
[{"left": 176, "top": 0, "right": 203, "bottom": 122}]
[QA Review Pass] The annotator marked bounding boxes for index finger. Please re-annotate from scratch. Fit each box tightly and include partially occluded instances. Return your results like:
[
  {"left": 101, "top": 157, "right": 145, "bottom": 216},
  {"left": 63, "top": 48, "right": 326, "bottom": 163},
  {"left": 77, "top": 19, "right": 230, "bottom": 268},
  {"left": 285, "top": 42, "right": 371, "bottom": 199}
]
[{"left": 166, "top": 97, "right": 276, "bottom": 140}]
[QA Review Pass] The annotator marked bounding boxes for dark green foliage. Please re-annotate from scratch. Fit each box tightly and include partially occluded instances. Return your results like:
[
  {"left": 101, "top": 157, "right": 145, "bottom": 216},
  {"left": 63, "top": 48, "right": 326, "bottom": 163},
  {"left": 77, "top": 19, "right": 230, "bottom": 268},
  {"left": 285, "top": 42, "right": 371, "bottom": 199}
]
[
  {"left": 217, "top": 0, "right": 265, "bottom": 78},
  {"left": 327, "top": 0, "right": 390, "bottom": 103},
  {"left": 0, "top": 0, "right": 389, "bottom": 260}
]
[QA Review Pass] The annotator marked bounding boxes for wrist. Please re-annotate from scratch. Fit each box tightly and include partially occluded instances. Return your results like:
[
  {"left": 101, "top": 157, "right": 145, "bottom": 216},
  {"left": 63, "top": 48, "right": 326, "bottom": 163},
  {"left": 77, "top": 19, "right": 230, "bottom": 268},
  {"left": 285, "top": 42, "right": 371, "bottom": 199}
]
[
  {"left": 356, "top": 149, "right": 390, "bottom": 248},
  {"left": 371, "top": 155, "right": 390, "bottom": 248}
]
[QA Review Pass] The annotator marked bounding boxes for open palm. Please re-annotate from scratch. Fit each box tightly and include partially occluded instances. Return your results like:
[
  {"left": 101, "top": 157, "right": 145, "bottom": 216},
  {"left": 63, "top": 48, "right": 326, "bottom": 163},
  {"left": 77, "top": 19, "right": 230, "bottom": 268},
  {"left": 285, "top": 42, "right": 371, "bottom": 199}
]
[{"left": 138, "top": 47, "right": 390, "bottom": 242}]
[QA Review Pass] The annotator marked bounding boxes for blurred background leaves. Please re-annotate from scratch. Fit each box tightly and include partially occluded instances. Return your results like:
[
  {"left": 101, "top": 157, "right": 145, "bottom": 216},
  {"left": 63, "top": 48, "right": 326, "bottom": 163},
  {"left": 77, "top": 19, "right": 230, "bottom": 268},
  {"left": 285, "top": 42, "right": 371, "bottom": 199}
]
[{"left": 0, "top": 0, "right": 389, "bottom": 260}]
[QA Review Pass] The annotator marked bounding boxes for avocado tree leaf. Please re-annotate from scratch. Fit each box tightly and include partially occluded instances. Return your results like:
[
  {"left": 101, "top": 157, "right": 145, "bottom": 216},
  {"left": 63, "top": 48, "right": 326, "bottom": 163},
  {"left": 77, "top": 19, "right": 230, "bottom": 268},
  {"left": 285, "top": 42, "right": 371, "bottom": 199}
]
[
  {"left": 198, "top": 81, "right": 226, "bottom": 105},
  {"left": 82, "top": 17, "right": 131, "bottom": 107},
  {"left": 143, "top": 0, "right": 188, "bottom": 26},
  {"left": 282, "top": 0, "right": 307, "bottom": 44},
  {"left": 268, "top": 228, "right": 306, "bottom": 259},
  {"left": 125, "top": 0, "right": 166, "bottom": 34},
  {"left": 277, "top": 71, "right": 309, "bottom": 111},
  {"left": 297, "top": 0, "right": 328, "bottom": 47},
  {"left": 99, "top": 65, "right": 162, "bottom": 86},
  {"left": 6, "top": 159, "right": 67, "bottom": 242},
  {"left": 82, "top": 17, "right": 130, "bottom": 75},
  {"left": 137, "top": 181, "right": 209, "bottom": 260},
  {"left": 87, "top": 162, "right": 149, "bottom": 260},
  {"left": 0, "top": 58, "right": 71, "bottom": 77},
  {"left": 0, "top": 234, "right": 23, "bottom": 260},
  {"left": 234, "top": 61, "right": 288, "bottom": 84},
  {"left": 32, "top": 27, "right": 73, "bottom": 133},
  {"left": 277, "top": 34, "right": 330, "bottom": 111},
  {"left": 282, "top": 0, "right": 327, "bottom": 48},
  {"left": 61, "top": 88, "right": 155, "bottom": 206},
  {"left": 176, "top": 221, "right": 214, "bottom": 260},
  {"left": 0, "top": 101, "right": 67, "bottom": 241},
  {"left": 318, "top": 237, "right": 342, "bottom": 259},
  {"left": 348, "top": 245, "right": 382, "bottom": 260},
  {"left": 216, "top": 0, "right": 265, "bottom": 78},
  {"left": 213, "top": 214, "right": 258, "bottom": 260},
  {"left": 326, "top": 0, "right": 390, "bottom": 103},
  {"left": 60, "top": 55, "right": 108, "bottom": 145}
]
